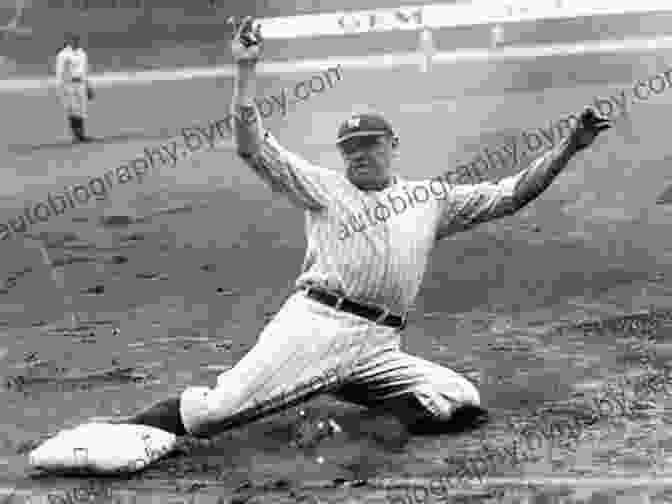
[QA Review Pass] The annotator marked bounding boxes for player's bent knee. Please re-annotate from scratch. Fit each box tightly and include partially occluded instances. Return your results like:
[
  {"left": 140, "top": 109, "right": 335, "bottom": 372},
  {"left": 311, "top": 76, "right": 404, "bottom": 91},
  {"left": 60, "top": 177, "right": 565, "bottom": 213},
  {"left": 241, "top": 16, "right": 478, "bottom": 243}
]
[
  {"left": 430, "top": 367, "right": 481, "bottom": 407},
  {"left": 179, "top": 386, "right": 213, "bottom": 436}
]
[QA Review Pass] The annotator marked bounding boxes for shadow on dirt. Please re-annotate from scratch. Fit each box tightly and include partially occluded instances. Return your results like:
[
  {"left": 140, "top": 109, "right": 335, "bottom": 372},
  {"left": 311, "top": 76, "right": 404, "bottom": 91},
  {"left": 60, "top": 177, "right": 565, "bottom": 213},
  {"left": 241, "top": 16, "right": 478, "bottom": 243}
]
[{"left": 405, "top": 405, "right": 491, "bottom": 436}]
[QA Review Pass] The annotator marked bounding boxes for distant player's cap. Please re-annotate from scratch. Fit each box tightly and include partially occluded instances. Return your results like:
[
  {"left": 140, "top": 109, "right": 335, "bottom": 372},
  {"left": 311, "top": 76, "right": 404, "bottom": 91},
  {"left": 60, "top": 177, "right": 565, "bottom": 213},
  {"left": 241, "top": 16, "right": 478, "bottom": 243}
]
[{"left": 336, "top": 113, "right": 395, "bottom": 144}]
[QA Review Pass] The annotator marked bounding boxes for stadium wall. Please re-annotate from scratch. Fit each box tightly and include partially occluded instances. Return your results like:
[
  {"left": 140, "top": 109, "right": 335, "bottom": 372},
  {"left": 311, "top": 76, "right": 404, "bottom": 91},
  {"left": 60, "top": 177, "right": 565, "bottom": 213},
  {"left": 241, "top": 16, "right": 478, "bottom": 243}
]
[{"left": 3, "top": 1, "right": 672, "bottom": 78}]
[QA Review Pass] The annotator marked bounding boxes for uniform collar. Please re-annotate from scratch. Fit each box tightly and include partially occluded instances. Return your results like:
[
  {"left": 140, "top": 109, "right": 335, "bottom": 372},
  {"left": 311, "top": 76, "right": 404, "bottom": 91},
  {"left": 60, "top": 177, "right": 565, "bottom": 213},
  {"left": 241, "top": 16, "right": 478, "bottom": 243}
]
[{"left": 363, "top": 176, "right": 399, "bottom": 193}]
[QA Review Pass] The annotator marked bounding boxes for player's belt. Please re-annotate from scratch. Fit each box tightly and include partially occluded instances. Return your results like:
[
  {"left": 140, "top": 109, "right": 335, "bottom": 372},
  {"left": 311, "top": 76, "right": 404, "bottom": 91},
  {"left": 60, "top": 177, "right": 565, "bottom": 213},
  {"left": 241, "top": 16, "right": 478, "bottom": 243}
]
[
  {"left": 70, "top": 77, "right": 84, "bottom": 82},
  {"left": 302, "top": 285, "right": 407, "bottom": 330}
]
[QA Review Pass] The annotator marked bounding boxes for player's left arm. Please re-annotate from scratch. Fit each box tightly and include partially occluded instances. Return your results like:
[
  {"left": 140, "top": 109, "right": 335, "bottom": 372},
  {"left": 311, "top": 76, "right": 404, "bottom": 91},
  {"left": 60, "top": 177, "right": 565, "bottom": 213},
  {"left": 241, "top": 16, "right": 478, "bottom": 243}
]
[
  {"left": 435, "top": 108, "right": 611, "bottom": 240},
  {"left": 84, "top": 51, "right": 95, "bottom": 100}
]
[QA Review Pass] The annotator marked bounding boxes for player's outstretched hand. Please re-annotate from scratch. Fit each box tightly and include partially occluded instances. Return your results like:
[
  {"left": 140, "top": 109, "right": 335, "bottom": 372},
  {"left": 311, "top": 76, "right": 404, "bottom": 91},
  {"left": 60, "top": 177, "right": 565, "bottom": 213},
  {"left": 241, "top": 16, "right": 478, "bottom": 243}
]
[
  {"left": 569, "top": 108, "right": 612, "bottom": 152},
  {"left": 228, "top": 16, "right": 263, "bottom": 65}
]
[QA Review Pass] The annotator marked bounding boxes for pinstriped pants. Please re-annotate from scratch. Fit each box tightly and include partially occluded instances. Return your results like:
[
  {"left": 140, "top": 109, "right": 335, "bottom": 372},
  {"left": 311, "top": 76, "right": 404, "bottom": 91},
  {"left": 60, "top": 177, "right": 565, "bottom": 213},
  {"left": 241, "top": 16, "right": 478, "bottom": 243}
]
[{"left": 179, "top": 291, "right": 481, "bottom": 437}]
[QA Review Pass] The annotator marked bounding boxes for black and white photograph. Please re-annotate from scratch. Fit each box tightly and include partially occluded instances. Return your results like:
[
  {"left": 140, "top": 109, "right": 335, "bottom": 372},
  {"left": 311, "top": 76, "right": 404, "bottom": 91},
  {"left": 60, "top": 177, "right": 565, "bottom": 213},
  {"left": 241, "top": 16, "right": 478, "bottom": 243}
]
[{"left": 1, "top": 1, "right": 672, "bottom": 503}]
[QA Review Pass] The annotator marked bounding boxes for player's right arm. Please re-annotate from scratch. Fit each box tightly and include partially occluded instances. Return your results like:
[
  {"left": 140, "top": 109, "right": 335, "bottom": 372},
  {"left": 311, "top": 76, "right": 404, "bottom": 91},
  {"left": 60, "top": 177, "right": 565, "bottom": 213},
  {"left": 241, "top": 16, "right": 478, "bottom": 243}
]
[
  {"left": 55, "top": 48, "right": 68, "bottom": 103},
  {"left": 55, "top": 49, "right": 65, "bottom": 84},
  {"left": 229, "top": 17, "right": 336, "bottom": 211}
]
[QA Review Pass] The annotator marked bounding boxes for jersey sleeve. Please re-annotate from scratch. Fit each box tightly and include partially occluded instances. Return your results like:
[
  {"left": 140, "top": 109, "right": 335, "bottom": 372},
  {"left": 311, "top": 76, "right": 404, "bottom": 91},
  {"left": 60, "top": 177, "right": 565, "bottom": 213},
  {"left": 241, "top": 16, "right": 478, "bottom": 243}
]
[
  {"left": 232, "top": 104, "right": 342, "bottom": 211},
  {"left": 55, "top": 51, "right": 65, "bottom": 83},
  {"left": 434, "top": 177, "right": 519, "bottom": 239},
  {"left": 435, "top": 137, "right": 575, "bottom": 240}
]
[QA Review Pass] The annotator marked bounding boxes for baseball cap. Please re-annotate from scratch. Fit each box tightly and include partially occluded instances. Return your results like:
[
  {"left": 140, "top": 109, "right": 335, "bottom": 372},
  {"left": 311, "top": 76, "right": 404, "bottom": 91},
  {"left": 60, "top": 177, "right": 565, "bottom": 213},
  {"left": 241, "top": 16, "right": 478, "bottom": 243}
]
[{"left": 336, "top": 113, "right": 395, "bottom": 144}]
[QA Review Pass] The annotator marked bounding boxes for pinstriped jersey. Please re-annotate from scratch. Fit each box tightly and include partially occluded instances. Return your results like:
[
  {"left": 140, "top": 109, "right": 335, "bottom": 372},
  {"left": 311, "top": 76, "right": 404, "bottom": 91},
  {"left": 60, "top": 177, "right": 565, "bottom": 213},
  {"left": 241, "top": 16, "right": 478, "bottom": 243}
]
[{"left": 234, "top": 104, "right": 573, "bottom": 315}]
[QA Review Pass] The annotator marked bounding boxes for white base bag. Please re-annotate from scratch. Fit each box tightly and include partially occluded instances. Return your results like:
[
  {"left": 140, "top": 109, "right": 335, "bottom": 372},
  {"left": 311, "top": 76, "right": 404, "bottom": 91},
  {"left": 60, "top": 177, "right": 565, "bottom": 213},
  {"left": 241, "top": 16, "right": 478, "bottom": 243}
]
[{"left": 28, "top": 423, "right": 178, "bottom": 475}]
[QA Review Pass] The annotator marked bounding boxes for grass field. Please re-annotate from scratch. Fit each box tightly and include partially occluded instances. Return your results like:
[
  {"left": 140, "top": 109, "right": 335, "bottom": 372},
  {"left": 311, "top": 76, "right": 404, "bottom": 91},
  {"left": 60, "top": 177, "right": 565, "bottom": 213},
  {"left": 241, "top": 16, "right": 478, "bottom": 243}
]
[{"left": 2, "top": 19, "right": 672, "bottom": 504}]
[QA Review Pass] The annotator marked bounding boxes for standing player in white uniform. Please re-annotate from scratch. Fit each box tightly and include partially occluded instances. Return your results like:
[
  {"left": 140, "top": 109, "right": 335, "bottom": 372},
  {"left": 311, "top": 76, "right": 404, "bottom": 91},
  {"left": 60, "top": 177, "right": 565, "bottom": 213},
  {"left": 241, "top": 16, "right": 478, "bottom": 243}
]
[
  {"left": 52, "top": 18, "right": 611, "bottom": 456},
  {"left": 55, "top": 33, "right": 93, "bottom": 143}
]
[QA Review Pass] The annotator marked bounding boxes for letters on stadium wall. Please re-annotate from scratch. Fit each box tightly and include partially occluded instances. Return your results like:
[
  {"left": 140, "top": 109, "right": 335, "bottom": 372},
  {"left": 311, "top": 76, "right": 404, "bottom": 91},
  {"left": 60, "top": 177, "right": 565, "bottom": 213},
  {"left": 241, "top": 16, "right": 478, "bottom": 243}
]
[
  {"left": 259, "top": 0, "right": 672, "bottom": 39},
  {"left": 336, "top": 6, "right": 424, "bottom": 34}
]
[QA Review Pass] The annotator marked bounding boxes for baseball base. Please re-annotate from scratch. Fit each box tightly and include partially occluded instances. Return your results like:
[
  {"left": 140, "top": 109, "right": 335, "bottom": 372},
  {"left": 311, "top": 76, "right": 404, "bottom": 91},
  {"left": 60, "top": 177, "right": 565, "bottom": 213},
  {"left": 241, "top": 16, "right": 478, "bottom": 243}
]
[{"left": 28, "top": 423, "right": 177, "bottom": 475}]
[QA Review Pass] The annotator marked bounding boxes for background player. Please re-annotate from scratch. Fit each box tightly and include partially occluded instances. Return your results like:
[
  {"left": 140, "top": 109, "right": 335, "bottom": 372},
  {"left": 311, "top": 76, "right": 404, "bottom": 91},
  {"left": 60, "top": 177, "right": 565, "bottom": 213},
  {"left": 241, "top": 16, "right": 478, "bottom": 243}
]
[{"left": 55, "top": 33, "right": 93, "bottom": 143}]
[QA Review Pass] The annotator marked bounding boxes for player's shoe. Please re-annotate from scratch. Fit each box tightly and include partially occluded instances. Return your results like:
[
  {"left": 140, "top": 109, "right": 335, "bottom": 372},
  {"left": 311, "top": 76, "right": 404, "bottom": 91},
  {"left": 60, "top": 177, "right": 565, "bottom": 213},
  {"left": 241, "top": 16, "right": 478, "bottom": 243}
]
[{"left": 406, "top": 404, "right": 490, "bottom": 435}]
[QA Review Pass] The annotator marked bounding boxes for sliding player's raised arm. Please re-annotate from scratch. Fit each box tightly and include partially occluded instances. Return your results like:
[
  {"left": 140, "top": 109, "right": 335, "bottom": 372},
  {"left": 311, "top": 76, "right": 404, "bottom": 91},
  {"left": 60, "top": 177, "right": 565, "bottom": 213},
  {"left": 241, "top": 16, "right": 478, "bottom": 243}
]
[
  {"left": 231, "top": 101, "right": 338, "bottom": 210},
  {"left": 435, "top": 108, "right": 612, "bottom": 240},
  {"left": 434, "top": 138, "right": 574, "bottom": 239},
  {"left": 230, "top": 17, "right": 340, "bottom": 211}
]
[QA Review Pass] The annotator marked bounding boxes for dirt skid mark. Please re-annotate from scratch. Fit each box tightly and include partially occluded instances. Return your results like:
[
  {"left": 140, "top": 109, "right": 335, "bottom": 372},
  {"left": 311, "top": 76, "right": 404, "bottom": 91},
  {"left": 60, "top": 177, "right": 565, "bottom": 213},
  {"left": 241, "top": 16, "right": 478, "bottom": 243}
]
[
  {"left": 135, "top": 201, "right": 210, "bottom": 223},
  {"left": 24, "top": 231, "right": 81, "bottom": 248},
  {"left": 80, "top": 284, "right": 105, "bottom": 295},
  {"left": 553, "top": 309, "right": 672, "bottom": 339},
  {"left": 99, "top": 215, "right": 137, "bottom": 228},
  {"left": 136, "top": 272, "right": 167, "bottom": 280},
  {"left": 4, "top": 365, "right": 152, "bottom": 394}
]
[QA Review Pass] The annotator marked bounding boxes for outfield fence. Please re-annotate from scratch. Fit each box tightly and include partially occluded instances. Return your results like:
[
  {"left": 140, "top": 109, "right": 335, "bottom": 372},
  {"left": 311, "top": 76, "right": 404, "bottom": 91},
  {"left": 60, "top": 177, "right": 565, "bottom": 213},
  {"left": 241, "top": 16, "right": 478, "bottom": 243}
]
[{"left": 4, "top": 34, "right": 672, "bottom": 93}]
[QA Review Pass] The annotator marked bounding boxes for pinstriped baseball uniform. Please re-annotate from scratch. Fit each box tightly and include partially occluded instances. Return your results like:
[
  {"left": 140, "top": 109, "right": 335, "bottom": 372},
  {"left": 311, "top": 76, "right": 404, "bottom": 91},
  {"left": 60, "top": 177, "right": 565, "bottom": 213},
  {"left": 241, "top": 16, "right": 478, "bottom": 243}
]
[{"left": 179, "top": 104, "right": 576, "bottom": 437}]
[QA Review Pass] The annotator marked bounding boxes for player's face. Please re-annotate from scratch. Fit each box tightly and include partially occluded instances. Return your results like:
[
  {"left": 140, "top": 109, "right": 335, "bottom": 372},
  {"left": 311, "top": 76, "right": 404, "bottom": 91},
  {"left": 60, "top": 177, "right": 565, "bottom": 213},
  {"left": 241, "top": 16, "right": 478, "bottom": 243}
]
[{"left": 339, "top": 135, "right": 395, "bottom": 191}]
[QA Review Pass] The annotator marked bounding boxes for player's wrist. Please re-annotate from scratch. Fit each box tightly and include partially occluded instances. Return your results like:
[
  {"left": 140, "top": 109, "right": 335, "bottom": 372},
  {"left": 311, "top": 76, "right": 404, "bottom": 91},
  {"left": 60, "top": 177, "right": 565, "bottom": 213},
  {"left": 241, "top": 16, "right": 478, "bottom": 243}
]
[{"left": 235, "top": 63, "right": 257, "bottom": 100}]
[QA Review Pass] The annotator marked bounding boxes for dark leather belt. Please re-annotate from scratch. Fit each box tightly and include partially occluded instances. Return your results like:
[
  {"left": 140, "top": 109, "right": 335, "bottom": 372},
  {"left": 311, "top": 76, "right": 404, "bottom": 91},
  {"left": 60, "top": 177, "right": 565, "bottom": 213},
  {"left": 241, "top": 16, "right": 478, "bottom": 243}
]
[
  {"left": 70, "top": 77, "right": 83, "bottom": 82},
  {"left": 302, "top": 285, "right": 407, "bottom": 330}
]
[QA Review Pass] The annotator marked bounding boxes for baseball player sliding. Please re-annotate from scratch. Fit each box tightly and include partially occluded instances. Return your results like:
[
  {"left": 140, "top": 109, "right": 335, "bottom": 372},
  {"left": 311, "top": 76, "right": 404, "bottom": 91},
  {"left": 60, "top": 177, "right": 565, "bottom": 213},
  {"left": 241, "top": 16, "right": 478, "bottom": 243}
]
[
  {"left": 75, "top": 18, "right": 611, "bottom": 454},
  {"left": 55, "top": 33, "right": 94, "bottom": 143}
]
